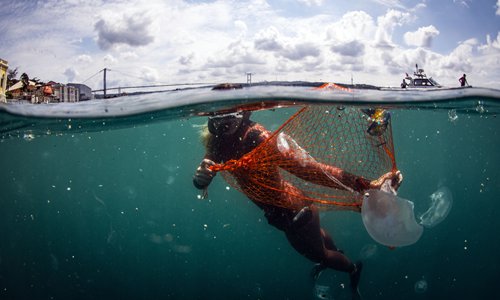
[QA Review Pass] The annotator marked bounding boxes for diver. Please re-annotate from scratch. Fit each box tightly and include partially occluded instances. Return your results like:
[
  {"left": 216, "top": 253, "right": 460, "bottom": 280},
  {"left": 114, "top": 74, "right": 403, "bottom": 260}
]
[{"left": 193, "top": 88, "right": 402, "bottom": 299}]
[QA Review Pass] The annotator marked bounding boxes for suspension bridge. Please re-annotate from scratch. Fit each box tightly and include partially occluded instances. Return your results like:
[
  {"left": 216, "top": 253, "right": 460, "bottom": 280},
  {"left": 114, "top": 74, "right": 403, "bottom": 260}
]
[{"left": 83, "top": 68, "right": 215, "bottom": 98}]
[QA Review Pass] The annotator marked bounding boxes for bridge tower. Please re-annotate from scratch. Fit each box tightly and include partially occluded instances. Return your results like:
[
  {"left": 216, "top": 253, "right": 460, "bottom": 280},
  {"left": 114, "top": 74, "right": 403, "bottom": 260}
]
[{"left": 246, "top": 72, "right": 253, "bottom": 85}]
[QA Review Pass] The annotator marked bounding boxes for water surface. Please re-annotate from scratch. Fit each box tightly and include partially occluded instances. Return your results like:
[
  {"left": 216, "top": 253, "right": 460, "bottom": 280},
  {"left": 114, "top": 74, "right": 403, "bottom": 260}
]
[{"left": 1, "top": 84, "right": 499, "bottom": 299}]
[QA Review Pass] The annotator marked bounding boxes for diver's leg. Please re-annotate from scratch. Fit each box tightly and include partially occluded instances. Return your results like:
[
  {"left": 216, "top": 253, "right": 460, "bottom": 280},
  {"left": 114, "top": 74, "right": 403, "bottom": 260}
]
[
  {"left": 285, "top": 206, "right": 325, "bottom": 261},
  {"left": 289, "top": 207, "right": 363, "bottom": 299},
  {"left": 322, "top": 249, "right": 354, "bottom": 272},
  {"left": 323, "top": 251, "right": 362, "bottom": 299},
  {"left": 286, "top": 206, "right": 348, "bottom": 270},
  {"left": 292, "top": 206, "right": 313, "bottom": 229},
  {"left": 286, "top": 208, "right": 328, "bottom": 281},
  {"left": 292, "top": 206, "right": 340, "bottom": 253},
  {"left": 321, "top": 228, "right": 341, "bottom": 252},
  {"left": 350, "top": 261, "right": 363, "bottom": 300}
]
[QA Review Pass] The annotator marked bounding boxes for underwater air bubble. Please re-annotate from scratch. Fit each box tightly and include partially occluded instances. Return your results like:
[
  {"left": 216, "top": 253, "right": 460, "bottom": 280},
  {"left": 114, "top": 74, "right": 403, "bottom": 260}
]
[
  {"left": 419, "top": 186, "right": 453, "bottom": 228},
  {"left": 414, "top": 279, "right": 428, "bottom": 293},
  {"left": 448, "top": 109, "right": 458, "bottom": 122},
  {"left": 361, "top": 189, "right": 423, "bottom": 247},
  {"left": 313, "top": 284, "right": 333, "bottom": 300}
]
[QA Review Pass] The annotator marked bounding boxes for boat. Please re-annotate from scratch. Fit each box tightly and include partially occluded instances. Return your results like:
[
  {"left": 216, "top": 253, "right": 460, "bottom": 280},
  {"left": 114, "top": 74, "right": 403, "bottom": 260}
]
[{"left": 400, "top": 64, "right": 441, "bottom": 88}]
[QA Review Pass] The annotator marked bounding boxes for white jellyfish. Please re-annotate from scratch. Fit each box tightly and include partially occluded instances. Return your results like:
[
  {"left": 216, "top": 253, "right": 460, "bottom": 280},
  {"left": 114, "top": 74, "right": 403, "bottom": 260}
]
[
  {"left": 414, "top": 279, "right": 428, "bottom": 293},
  {"left": 313, "top": 284, "right": 333, "bottom": 300},
  {"left": 276, "top": 132, "right": 315, "bottom": 167},
  {"left": 419, "top": 186, "right": 453, "bottom": 228},
  {"left": 361, "top": 189, "right": 423, "bottom": 247},
  {"left": 359, "top": 244, "right": 378, "bottom": 260}
]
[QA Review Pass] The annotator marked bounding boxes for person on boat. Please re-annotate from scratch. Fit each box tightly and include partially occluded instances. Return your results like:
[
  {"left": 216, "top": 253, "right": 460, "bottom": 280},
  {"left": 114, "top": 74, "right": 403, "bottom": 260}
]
[
  {"left": 192, "top": 87, "right": 403, "bottom": 299},
  {"left": 401, "top": 79, "right": 407, "bottom": 88},
  {"left": 459, "top": 74, "right": 469, "bottom": 87}
]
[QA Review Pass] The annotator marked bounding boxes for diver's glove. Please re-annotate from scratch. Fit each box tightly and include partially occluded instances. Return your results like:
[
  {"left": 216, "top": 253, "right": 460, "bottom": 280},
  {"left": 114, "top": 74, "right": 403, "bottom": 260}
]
[
  {"left": 369, "top": 171, "right": 403, "bottom": 195},
  {"left": 193, "top": 159, "right": 216, "bottom": 198}
]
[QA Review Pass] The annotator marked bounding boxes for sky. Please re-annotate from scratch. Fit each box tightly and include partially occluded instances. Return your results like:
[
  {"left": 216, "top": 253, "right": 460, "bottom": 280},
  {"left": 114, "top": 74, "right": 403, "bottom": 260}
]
[{"left": 0, "top": 0, "right": 499, "bottom": 89}]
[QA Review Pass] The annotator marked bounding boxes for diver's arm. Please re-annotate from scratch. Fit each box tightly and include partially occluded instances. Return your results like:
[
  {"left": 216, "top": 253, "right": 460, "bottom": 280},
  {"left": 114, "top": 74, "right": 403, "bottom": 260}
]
[
  {"left": 276, "top": 134, "right": 401, "bottom": 193},
  {"left": 287, "top": 160, "right": 372, "bottom": 193}
]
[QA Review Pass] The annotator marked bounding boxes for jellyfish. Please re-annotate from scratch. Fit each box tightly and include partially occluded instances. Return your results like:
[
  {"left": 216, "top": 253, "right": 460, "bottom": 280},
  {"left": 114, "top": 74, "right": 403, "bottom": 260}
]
[
  {"left": 359, "top": 244, "right": 378, "bottom": 260},
  {"left": 313, "top": 284, "right": 332, "bottom": 300},
  {"left": 414, "top": 279, "right": 428, "bottom": 293},
  {"left": 277, "top": 132, "right": 315, "bottom": 167},
  {"left": 253, "top": 283, "right": 263, "bottom": 298},
  {"left": 361, "top": 189, "right": 423, "bottom": 247},
  {"left": 419, "top": 186, "right": 453, "bottom": 228}
]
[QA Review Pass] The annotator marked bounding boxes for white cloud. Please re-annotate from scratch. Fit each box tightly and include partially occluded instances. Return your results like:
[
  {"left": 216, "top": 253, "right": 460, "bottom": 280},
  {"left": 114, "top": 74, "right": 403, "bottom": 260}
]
[
  {"left": 254, "top": 27, "right": 284, "bottom": 51},
  {"left": 453, "top": 0, "right": 471, "bottom": 8},
  {"left": 438, "top": 39, "right": 476, "bottom": 75},
  {"left": 64, "top": 67, "right": 79, "bottom": 82},
  {"left": 497, "top": 0, "right": 500, "bottom": 15},
  {"left": 374, "top": 9, "right": 412, "bottom": 47},
  {"left": 120, "top": 51, "right": 139, "bottom": 59},
  {"left": 103, "top": 54, "right": 117, "bottom": 63},
  {"left": 179, "top": 53, "right": 195, "bottom": 66},
  {"left": 371, "top": 0, "right": 406, "bottom": 9},
  {"left": 331, "top": 40, "right": 365, "bottom": 57},
  {"left": 253, "top": 25, "right": 322, "bottom": 62},
  {"left": 77, "top": 55, "right": 93, "bottom": 63},
  {"left": 326, "top": 11, "right": 376, "bottom": 43},
  {"left": 205, "top": 40, "right": 266, "bottom": 72},
  {"left": 478, "top": 32, "right": 500, "bottom": 52},
  {"left": 297, "top": 0, "right": 324, "bottom": 6},
  {"left": 94, "top": 13, "right": 155, "bottom": 50},
  {"left": 234, "top": 20, "right": 248, "bottom": 36},
  {"left": 409, "top": 2, "right": 427, "bottom": 12},
  {"left": 140, "top": 67, "right": 159, "bottom": 82},
  {"left": 281, "top": 42, "right": 321, "bottom": 60},
  {"left": 404, "top": 25, "right": 440, "bottom": 48}
]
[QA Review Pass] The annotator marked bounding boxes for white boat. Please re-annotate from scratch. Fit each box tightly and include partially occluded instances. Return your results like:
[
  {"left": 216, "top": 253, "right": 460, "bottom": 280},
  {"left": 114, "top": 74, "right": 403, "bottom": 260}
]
[{"left": 400, "top": 64, "right": 441, "bottom": 88}]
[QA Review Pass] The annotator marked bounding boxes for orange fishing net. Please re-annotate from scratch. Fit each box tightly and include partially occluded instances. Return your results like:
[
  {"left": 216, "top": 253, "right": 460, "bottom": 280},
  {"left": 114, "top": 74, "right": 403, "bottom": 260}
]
[{"left": 210, "top": 105, "right": 396, "bottom": 211}]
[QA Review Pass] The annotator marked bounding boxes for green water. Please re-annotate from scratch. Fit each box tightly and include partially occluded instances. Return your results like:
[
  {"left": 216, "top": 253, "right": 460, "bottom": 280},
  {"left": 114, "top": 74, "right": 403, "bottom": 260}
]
[{"left": 0, "top": 100, "right": 499, "bottom": 299}]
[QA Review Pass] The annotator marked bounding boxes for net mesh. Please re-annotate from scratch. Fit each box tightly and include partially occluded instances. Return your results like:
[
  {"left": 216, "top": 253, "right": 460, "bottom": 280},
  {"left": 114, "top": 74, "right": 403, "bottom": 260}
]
[{"left": 210, "top": 105, "right": 396, "bottom": 211}]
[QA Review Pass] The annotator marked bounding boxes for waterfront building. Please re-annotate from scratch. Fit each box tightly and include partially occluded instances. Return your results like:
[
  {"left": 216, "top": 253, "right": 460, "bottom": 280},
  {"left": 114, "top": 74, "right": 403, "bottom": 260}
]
[
  {"left": 0, "top": 58, "right": 8, "bottom": 102},
  {"left": 7, "top": 80, "right": 37, "bottom": 99},
  {"left": 52, "top": 83, "right": 79, "bottom": 102},
  {"left": 68, "top": 83, "right": 93, "bottom": 101}
]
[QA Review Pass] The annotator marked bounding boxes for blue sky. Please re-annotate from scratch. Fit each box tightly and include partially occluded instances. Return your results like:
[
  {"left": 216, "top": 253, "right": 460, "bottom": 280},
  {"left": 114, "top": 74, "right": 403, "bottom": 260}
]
[{"left": 0, "top": 0, "right": 499, "bottom": 88}]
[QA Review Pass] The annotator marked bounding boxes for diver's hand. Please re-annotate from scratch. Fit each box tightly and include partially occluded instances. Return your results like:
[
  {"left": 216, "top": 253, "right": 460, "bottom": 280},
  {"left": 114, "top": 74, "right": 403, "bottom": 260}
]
[
  {"left": 193, "top": 159, "right": 216, "bottom": 190},
  {"left": 369, "top": 171, "right": 403, "bottom": 194}
]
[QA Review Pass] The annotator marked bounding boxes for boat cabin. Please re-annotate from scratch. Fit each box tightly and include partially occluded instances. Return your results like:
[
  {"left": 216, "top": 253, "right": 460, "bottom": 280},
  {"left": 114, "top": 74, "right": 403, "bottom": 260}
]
[{"left": 401, "top": 65, "right": 441, "bottom": 88}]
